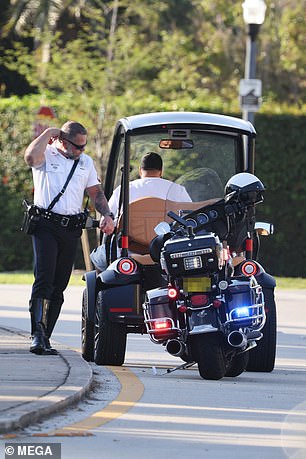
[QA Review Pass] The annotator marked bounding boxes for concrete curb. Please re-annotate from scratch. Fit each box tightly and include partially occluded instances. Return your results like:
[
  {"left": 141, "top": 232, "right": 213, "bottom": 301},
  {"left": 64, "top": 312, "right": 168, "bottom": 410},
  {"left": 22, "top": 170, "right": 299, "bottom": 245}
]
[{"left": 0, "top": 327, "right": 93, "bottom": 434}]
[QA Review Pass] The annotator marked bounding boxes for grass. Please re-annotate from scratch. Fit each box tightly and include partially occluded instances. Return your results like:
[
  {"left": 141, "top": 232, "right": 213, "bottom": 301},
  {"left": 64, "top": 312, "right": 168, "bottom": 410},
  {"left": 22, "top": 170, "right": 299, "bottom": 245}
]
[
  {"left": 273, "top": 277, "right": 306, "bottom": 289},
  {"left": 0, "top": 271, "right": 85, "bottom": 286},
  {"left": 0, "top": 271, "right": 305, "bottom": 289}
]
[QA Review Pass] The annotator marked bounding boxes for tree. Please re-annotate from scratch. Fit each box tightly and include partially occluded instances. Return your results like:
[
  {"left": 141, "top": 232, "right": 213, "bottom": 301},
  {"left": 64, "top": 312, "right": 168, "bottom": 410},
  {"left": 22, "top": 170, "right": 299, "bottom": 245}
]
[
  {"left": 1, "top": 0, "right": 305, "bottom": 107},
  {"left": 3, "top": 0, "right": 67, "bottom": 66},
  {"left": 259, "top": 0, "right": 305, "bottom": 105},
  {"left": 0, "top": 0, "right": 305, "bottom": 275}
]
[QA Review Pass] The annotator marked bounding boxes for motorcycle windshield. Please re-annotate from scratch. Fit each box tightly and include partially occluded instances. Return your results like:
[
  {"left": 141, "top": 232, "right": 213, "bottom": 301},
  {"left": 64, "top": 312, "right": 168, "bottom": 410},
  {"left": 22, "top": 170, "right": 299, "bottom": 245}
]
[{"left": 114, "top": 130, "right": 238, "bottom": 203}]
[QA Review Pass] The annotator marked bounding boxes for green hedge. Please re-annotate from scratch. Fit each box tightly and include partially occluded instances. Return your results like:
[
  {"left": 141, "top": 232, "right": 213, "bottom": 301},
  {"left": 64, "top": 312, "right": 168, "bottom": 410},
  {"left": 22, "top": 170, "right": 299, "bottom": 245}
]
[
  {"left": 254, "top": 114, "right": 306, "bottom": 277},
  {"left": 0, "top": 98, "right": 305, "bottom": 276}
]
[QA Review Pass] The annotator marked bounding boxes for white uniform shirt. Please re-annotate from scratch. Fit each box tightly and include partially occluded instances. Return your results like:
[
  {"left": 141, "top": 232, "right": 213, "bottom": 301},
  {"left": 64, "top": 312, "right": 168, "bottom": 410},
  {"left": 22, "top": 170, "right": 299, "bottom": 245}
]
[
  {"left": 109, "top": 177, "right": 192, "bottom": 218},
  {"left": 32, "top": 145, "right": 100, "bottom": 215}
]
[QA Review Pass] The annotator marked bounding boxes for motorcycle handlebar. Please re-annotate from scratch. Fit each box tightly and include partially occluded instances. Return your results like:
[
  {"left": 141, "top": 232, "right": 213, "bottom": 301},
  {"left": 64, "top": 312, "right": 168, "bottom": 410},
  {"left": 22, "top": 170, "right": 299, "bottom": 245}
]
[{"left": 167, "top": 210, "right": 190, "bottom": 227}]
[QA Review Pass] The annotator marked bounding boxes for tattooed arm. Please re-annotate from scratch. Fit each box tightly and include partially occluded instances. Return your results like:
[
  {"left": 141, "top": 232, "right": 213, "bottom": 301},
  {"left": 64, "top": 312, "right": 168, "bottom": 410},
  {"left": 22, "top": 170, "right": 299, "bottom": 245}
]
[{"left": 86, "top": 184, "right": 115, "bottom": 235}]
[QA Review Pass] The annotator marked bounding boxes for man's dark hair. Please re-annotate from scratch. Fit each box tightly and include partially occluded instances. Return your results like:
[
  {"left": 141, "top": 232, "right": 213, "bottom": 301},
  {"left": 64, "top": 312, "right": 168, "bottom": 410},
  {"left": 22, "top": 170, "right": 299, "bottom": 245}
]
[
  {"left": 61, "top": 121, "right": 87, "bottom": 140},
  {"left": 140, "top": 152, "right": 163, "bottom": 171}
]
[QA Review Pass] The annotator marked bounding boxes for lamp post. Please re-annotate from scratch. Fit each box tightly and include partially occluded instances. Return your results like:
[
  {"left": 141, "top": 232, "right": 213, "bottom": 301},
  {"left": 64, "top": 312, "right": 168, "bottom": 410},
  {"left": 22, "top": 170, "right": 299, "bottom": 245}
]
[{"left": 241, "top": 0, "right": 266, "bottom": 125}]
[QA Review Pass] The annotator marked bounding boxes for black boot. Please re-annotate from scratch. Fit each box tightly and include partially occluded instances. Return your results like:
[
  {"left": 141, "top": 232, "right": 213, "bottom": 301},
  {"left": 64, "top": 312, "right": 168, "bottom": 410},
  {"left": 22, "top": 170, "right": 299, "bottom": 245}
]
[
  {"left": 44, "top": 337, "right": 58, "bottom": 355},
  {"left": 44, "top": 301, "right": 63, "bottom": 355},
  {"left": 29, "top": 298, "right": 48, "bottom": 355}
]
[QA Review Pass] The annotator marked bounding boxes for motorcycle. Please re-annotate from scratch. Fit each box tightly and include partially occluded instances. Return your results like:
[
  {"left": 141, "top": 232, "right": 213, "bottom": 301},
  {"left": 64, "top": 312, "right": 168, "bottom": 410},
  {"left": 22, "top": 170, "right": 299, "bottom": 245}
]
[
  {"left": 82, "top": 112, "right": 276, "bottom": 376},
  {"left": 143, "top": 172, "right": 274, "bottom": 380}
]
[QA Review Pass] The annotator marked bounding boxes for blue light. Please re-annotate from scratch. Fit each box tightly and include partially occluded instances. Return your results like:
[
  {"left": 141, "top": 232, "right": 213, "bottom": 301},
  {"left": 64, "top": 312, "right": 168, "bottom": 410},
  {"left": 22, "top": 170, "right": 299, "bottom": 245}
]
[{"left": 234, "top": 307, "right": 250, "bottom": 318}]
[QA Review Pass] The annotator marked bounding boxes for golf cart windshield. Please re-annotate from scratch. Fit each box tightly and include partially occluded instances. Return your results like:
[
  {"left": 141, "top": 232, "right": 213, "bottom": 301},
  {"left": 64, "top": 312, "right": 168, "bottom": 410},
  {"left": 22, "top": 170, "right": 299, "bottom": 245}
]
[{"left": 113, "top": 130, "right": 238, "bottom": 202}]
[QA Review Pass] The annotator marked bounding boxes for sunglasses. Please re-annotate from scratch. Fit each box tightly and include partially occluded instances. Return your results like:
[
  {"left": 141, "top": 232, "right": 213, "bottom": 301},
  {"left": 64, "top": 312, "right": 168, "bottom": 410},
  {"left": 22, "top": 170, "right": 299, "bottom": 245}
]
[{"left": 63, "top": 138, "right": 87, "bottom": 151}]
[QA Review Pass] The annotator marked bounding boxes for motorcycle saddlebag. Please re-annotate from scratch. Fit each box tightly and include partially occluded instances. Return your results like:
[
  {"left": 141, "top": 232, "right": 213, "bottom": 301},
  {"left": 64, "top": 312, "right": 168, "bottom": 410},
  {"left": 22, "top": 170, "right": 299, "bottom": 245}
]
[{"left": 143, "top": 287, "right": 178, "bottom": 340}]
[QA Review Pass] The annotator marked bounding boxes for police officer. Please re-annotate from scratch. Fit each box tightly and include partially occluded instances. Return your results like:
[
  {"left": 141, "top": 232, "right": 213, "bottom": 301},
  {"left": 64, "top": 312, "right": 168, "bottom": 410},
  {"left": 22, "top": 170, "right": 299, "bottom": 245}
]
[{"left": 24, "top": 121, "right": 114, "bottom": 355}]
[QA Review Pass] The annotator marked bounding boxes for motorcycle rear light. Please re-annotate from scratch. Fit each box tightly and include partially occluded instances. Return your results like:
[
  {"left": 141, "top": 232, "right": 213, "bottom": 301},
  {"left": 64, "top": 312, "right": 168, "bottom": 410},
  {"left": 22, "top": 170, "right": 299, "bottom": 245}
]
[
  {"left": 117, "top": 258, "right": 136, "bottom": 274},
  {"left": 178, "top": 305, "right": 187, "bottom": 313},
  {"left": 153, "top": 319, "right": 173, "bottom": 331},
  {"left": 168, "top": 287, "right": 178, "bottom": 299},
  {"left": 241, "top": 261, "right": 258, "bottom": 277},
  {"left": 213, "top": 299, "right": 222, "bottom": 308},
  {"left": 190, "top": 294, "right": 209, "bottom": 306}
]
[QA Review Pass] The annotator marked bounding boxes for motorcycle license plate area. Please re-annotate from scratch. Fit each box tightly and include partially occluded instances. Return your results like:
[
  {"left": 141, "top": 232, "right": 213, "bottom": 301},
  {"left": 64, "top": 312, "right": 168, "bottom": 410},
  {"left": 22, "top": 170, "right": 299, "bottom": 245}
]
[{"left": 183, "top": 277, "right": 211, "bottom": 292}]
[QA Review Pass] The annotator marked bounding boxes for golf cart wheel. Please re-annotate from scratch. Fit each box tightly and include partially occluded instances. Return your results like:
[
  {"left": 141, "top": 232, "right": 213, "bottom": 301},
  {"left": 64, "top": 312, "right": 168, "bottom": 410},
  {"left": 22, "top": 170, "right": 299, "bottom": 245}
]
[
  {"left": 246, "top": 287, "right": 277, "bottom": 372},
  {"left": 94, "top": 290, "right": 127, "bottom": 366},
  {"left": 81, "top": 289, "right": 95, "bottom": 362}
]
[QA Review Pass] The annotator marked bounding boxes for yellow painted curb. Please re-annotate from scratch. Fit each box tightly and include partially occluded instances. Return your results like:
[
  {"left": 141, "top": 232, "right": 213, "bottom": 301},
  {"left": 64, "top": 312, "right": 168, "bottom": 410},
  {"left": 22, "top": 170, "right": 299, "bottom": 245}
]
[{"left": 46, "top": 366, "right": 144, "bottom": 436}]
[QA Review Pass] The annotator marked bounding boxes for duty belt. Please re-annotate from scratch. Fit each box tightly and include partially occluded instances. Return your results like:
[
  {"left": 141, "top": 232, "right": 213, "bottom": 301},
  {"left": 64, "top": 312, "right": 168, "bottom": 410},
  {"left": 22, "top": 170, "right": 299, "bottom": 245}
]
[{"left": 41, "top": 210, "right": 86, "bottom": 229}]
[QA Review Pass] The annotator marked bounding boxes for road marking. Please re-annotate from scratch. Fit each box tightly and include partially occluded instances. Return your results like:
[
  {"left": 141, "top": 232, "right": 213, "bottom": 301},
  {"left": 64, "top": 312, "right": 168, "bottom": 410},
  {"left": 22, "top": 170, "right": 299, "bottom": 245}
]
[{"left": 42, "top": 366, "right": 144, "bottom": 436}]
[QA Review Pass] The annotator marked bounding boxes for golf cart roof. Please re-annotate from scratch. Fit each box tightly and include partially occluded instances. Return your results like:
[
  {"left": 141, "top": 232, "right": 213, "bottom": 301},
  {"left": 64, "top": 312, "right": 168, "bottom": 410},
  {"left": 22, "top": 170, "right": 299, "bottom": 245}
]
[{"left": 117, "top": 112, "right": 256, "bottom": 136}]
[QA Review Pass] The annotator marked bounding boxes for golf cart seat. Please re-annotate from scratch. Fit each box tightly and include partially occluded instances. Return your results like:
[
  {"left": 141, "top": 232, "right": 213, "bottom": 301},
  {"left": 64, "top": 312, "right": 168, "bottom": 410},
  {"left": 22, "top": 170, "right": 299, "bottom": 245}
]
[{"left": 119, "top": 196, "right": 220, "bottom": 265}]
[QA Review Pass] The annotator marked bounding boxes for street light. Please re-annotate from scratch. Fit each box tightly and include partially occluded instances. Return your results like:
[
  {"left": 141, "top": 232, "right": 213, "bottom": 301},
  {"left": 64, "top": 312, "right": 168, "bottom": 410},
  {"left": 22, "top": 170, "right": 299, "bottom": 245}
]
[{"left": 241, "top": 0, "right": 266, "bottom": 125}]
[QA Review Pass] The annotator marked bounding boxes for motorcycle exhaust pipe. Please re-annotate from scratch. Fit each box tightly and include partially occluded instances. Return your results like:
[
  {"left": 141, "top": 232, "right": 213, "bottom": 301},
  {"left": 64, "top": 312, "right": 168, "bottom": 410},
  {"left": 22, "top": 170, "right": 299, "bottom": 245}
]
[
  {"left": 166, "top": 339, "right": 186, "bottom": 357},
  {"left": 227, "top": 331, "right": 247, "bottom": 348}
]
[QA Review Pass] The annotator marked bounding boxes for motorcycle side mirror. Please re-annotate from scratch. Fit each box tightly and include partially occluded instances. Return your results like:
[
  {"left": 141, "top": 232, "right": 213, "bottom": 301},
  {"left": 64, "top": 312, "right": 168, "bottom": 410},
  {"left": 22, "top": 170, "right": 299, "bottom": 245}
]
[
  {"left": 255, "top": 221, "right": 274, "bottom": 236},
  {"left": 154, "top": 222, "right": 171, "bottom": 235}
]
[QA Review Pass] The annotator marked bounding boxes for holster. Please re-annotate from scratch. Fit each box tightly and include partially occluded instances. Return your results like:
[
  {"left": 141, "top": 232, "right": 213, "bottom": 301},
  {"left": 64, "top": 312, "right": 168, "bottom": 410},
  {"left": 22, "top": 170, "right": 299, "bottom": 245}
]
[{"left": 21, "top": 200, "right": 41, "bottom": 235}]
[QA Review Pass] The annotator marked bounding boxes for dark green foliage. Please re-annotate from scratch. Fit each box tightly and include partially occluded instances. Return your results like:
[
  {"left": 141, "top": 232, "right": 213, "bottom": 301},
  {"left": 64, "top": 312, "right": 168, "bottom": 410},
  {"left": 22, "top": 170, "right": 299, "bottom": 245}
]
[
  {"left": 0, "top": 0, "right": 304, "bottom": 276},
  {"left": 0, "top": 183, "right": 34, "bottom": 271},
  {"left": 255, "top": 114, "right": 306, "bottom": 277},
  {"left": 0, "top": 98, "right": 305, "bottom": 276},
  {"left": 0, "top": 101, "right": 35, "bottom": 270}
]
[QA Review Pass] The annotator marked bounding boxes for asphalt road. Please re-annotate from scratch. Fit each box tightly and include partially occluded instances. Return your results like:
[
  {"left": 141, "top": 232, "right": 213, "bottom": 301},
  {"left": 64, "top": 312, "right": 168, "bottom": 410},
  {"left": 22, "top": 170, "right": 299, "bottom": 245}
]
[{"left": 0, "top": 285, "right": 305, "bottom": 459}]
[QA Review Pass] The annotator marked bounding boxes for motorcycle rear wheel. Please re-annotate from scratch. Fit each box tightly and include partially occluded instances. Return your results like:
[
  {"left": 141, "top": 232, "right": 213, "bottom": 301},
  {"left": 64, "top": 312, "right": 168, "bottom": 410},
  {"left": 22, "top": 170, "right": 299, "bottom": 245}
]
[
  {"left": 191, "top": 332, "right": 226, "bottom": 380},
  {"left": 94, "top": 290, "right": 127, "bottom": 366},
  {"left": 81, "top": 289, "right": 95, "bottom": 362},
  {"left": 246, "top": 287, "right": 277, "bottom": 372},
  {"left": 225, "top": 351, "right": 249, "bottom": 377}
]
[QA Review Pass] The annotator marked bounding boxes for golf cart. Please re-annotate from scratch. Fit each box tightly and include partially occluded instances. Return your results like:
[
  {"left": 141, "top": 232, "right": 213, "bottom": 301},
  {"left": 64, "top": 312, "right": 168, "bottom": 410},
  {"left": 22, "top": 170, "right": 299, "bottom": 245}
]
[{"left": 82, "top": 112, "right": 276, "bottom": 372}]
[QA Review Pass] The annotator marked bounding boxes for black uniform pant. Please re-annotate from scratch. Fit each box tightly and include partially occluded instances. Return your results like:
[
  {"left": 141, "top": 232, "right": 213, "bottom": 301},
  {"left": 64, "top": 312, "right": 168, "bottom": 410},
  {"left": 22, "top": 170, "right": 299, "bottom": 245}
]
[{"left": 31, "top": 219, "right": 82, "bottom": 304}]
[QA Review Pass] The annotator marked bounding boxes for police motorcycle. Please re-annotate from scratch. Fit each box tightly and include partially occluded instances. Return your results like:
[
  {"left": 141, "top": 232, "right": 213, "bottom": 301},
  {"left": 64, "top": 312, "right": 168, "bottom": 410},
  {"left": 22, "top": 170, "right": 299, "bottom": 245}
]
[
  {"left": 81, "top": 111, "right": 276, "bottom": 377},
  {"left": 143, "top": 172, "right": 273, "bottom": 380}
]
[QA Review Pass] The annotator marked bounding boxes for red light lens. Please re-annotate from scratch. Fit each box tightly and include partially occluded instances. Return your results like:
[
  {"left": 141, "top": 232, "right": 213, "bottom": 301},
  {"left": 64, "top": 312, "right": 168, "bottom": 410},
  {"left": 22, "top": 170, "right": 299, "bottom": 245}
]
[
  {"left": 153, "top": 319, "right": 172, "bottom": 330},
  {"left": 117, "top": 258, "right": 136, "bottom": 274},
  {"left": 241, "top": 261, "right": 257, "bottom": 277},
  {"left": 213, "top": 299, "right": 222, "bottom": 308},
  {"left": 190, "top": 294, "right": 209, "bottom": 306},
  {"left": 168, "top": 288, "right": 178, "bottom": 299}
]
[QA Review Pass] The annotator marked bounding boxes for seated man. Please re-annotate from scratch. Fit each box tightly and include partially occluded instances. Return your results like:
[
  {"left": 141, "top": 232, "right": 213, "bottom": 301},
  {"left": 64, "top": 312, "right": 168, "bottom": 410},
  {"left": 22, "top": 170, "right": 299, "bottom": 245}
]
[
  {"left": 90, "top": 152, "right": 191, "bottom": 271},
  {"left": 109, "top": 152, "right": 191, "bottom": 219}
]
